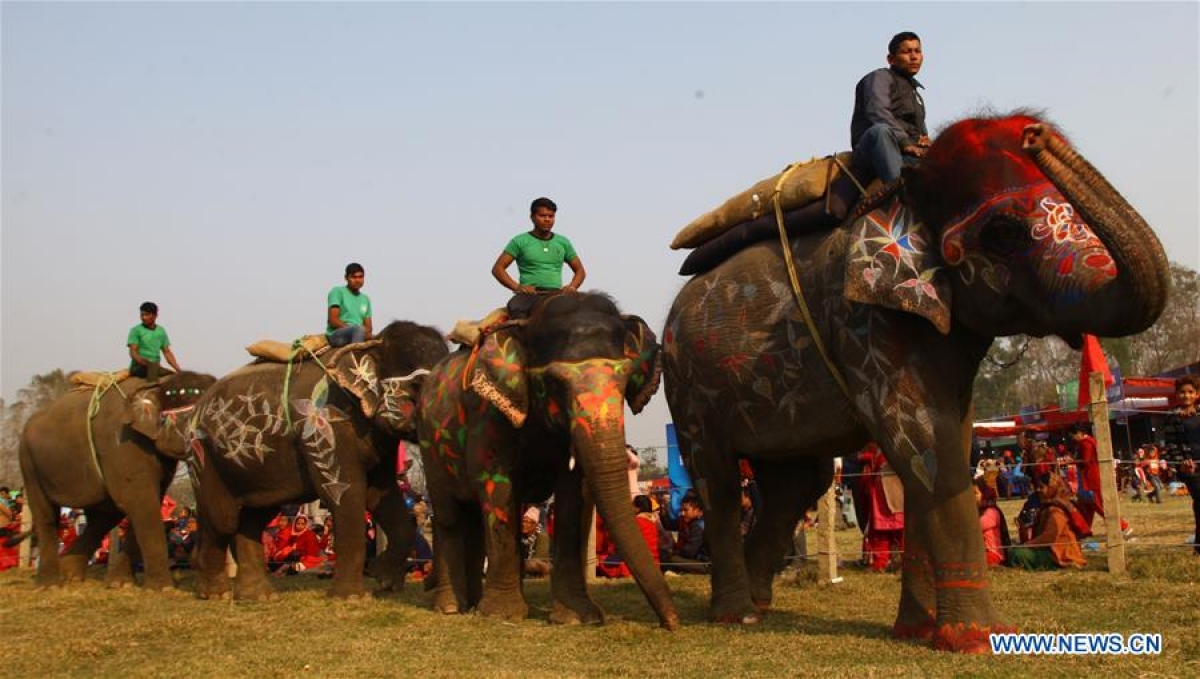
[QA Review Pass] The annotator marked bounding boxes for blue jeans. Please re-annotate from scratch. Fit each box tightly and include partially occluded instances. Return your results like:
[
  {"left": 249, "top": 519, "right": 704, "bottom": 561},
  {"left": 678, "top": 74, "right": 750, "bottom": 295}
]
[
  {"left": 328, "top": 325, "right": 366, "bottom": 348},
  {"left": 852, "top": 123, "right": 916, "bottom": 184}
]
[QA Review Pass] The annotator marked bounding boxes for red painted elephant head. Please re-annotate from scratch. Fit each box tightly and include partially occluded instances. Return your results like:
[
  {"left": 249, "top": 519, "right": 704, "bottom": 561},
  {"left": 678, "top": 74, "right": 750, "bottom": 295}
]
[{"left": 845, "top": 111, "right": 1169, "bottom": 346}]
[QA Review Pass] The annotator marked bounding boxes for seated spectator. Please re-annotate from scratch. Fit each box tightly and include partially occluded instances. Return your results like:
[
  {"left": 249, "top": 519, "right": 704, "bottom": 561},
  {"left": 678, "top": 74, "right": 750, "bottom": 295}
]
[
  {"left": 521, "top": 506, "right": 551, "bottom": 578},
  {"left": 663, "top": 496, "right": 709, "bottom": 574},
  {"left": 168, "top": 516, "right": 199, "bottom": 569},
  {"left": 317, "top": 515, "right": 335, "bottom": 559},
  {"left": 974, "top": 479, "right": 1011, "bottom": 567},
  {"left": 634, "top": 494, "right": 669, "bottom": 566},
  {"left": 275, "top": 515, "right": 327, "bottom": 575},
  {"left": 264, "top": 515, "right": 292, "bottom": 571},
  {"left": 1008, "top": 475, "right": 1088, "bottom": 571}
]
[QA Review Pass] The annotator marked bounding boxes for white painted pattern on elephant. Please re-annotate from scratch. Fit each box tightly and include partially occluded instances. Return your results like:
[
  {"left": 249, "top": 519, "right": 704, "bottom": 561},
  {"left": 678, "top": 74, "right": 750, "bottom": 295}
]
[
  {"left": 378, "top": 369, "right": 429, "bottom": 426},
  {"left": 292, "top": 377, "right": 351, "bottom": 506},
  {"left": 202, "top": 388, "right": 291, "bottom": 467},
  {"left": 347, "top": 353, "right": 380, "bottom": 397}
]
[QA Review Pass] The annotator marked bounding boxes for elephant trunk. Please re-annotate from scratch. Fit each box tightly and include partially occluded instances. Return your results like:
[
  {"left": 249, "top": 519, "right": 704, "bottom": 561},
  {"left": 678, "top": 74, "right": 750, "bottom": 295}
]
[
  {"left": 556, "top": 360, "right": 679, "bottom": 631},
  {"left": 1023, "top": 124, "right": 1170, "bottom": 334},
  {"left": 573, "top": 423, "right": 680, "bottom": 631}
]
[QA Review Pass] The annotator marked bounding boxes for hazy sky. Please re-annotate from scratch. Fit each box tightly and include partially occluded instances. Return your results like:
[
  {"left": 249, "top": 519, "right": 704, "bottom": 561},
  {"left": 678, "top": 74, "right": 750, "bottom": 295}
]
[{"left": 3, "top": 2, "right": 1197, "bottom": 450}]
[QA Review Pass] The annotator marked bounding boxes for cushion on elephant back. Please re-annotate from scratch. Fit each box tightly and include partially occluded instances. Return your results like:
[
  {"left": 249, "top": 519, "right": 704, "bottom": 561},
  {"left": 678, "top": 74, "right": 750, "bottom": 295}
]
[
  {"left": 678, "top": 171, "right": 861, "bottom": 276},
  {"left": 670, "top": 152, "right": 855, "bottom": 251},
  {"left": 69, "top": 369, "right": 131, "bottom": 391},
  {"left": 447, "top": 308, "right": 509, "bottom": 347},
  {"left": 246, "top": 334, "right": 330, "bottom": 363}
]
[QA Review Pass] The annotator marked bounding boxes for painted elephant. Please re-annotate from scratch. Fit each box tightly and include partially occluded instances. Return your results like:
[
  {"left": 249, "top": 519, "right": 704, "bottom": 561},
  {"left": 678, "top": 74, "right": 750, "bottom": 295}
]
[
  {"left": 189, "top": 320, "right": 448, "bottom": 600},
  {"left": 663, "top": 113, "right": 1168, "bottom": 651},
  {"left": 418, "top": 291, "right": 679, "bottom": 629},
  {"left": 19, "top": 371, "right": 216, "bottom": 589}
]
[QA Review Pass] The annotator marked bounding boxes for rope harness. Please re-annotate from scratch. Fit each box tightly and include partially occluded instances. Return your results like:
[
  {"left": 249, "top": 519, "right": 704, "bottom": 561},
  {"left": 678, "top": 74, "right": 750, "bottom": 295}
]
[
  {"left": 769, "top": 162, "right": 866, "bottom": 409},
  {"left": 281, "top": 339, "right": 336, "bottom": 435},
  {"left": 85, "top": 374, "right": 129, "bottom": 482}
]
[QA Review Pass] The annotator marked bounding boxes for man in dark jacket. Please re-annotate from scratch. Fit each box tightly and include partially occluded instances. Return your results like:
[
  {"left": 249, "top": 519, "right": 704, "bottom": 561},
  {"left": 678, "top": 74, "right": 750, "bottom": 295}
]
[{"left": 850, "top": 31, "right": 930, "bottom": 184}]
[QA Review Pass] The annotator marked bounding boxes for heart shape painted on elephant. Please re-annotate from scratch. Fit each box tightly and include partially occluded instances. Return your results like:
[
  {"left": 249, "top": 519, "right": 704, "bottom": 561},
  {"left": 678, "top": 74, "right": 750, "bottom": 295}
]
[
  {"left": 863, "top": 266, "right": 881, "bottom": 289},
  {"left": 910, "top": 448, "right": 937, "bottom": 492}
]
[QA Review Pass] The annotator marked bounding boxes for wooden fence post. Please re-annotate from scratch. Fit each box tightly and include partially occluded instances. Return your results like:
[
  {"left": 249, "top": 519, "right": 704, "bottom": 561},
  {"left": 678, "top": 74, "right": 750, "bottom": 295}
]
[
  {"left": 817, "top": 482, "right": 842, "bottom": 584},
  {"left": 1089, "top": 371, "right": 1126, "bottom": 575},
  {"left": 18, "top": 502, "right": 33, "bottom": 569}
]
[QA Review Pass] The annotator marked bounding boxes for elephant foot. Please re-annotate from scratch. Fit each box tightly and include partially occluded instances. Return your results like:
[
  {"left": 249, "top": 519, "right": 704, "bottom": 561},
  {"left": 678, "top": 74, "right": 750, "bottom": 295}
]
[
  {"left": 432, "top": 586, "right": 463, "bottom": 615},
  {"left": 549, "top": 599, "right": 605, "bottom": 626},
  {"left": 709, "top": 592, "right": 761, "bottom": 625},
  {"left": 477, "top": 591, "right": 529, "bottom": 622},
  {"left": 367, "top": 553, "right": 407, "bottom": 592},
  {"left": 328, "top": 587, "right": 372, "bottom": 601},
  {"left": 197, "top": 589, "right": 233, "bottom": 601},
  {"left": 60, "top": 556, "right": 89, "bottom": 582},
  {"left": 932, "top": 622, "right": 1017, "bottom": 654},
  {"left": 234, "top": 580, "right": 278, "bottom": 601},
  {"left": 105, "top": 579, "right": 134, "bottom": 590}
]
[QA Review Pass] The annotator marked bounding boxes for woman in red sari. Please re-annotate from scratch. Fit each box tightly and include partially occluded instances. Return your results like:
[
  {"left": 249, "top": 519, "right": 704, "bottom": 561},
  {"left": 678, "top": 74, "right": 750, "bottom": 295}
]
[{"left": 858, "top": 443, "right": 904, "bottom": 572}]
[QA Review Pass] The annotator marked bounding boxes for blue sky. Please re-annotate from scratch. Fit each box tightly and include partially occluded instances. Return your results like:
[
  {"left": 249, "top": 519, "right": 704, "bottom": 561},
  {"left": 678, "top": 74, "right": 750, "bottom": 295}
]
[{"left": 3, "top": 2, "right": 1197, "bottom": 450}]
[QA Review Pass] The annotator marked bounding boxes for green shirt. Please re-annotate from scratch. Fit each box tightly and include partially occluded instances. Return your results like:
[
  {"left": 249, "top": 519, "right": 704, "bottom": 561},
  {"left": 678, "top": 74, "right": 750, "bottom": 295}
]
[
  {"left": 127, "top": 324, "right": 170, "bottom": 369},
  {"left": 503, "top": 232, "right": 578, "bottom": 289},
  {"left": 326, "top": 286, "right": 372, "bottom": 335}
]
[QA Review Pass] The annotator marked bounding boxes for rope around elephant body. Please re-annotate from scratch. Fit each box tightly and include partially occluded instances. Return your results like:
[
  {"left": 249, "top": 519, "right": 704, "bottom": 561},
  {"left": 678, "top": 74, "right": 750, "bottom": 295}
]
[
  {"left": 280, "top": 340, "right": 335, "bottom": 435},
  {"left": 771, "top": 161, "right": 862, "bottom": 412},
  {"left": 85, "top": 374, "right": 129, "bottom": 483}
]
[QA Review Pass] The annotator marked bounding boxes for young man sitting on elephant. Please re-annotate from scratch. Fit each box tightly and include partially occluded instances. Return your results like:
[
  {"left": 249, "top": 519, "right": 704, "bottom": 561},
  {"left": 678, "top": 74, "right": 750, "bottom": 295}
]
[
  {"left": 491, "top": 197, "right": 587, "bottom": 316},
  {"left": 127, "top": 301, "right": 183, "bottom": 379},
  {"left": 326, "top": 262, "right": 373, "bottom": 347},
  {"left": 850, "top": 31, "right": 931, "bottom": 184}
]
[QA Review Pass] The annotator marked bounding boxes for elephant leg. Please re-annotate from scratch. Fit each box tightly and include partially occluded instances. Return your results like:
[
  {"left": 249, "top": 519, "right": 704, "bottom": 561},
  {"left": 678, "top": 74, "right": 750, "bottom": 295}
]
[
  {"left": 114, "top": 493, "right": 174, "bottom": 591},
  {"left": 549, "top": 468, "right": 604, "bottom": 626},
  {"left": 365, "top": 486, "right": 413, "bottom": 593},
  {"left": 428, "top": 496, "right": 477, "bottom": 614},
  {"left": 682, "top": 431, "right": 756, "bottom": 624},
  {"left": 57, "top": 510, "right": 116, "bottom": 584},
  {"left": 744, "top": 457, "right": 833, "bottom": 612},
  {"left": 475, "top": 475, "right": 527, "bottom": 621},
  {"left": 21, "top": 479, "right": 64, "bottom": 587},
  {"left": 327, "top": 486, "right": 371, "bottom": 600},
  {"left": 876, "top": 407, "right": 1011, "bottom": 653},
  {"left": 463, "top": 505, "right": 485, "bottom": 610},
  {"left": 194, "top": 455, "right": 236, "bottom": 600},
  {"left": 232, "top": 506, "right": 278, "bottom": 601}
]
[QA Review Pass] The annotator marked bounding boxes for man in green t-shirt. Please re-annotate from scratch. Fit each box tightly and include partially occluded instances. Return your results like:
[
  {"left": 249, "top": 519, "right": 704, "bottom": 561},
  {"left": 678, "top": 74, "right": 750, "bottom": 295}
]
[
  {"left": 491, "top": 197, "right": 587, "bottom": 295},
  {"left": 127, "top": 301, "right": 183, "bottom": 379},
  {"left": 326, "top": 262, "right": 373, "bottom": 347}
]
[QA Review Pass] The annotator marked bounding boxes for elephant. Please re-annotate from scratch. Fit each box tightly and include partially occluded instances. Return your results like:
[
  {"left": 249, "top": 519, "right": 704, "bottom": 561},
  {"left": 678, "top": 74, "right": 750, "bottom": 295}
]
[
  {"left": 662, "top": 112, "right": 1169, "bottom": 652},
  {"left": 19, "top": 370, "right": 216, "bottom": 589},
  {"left": 417, "top": 291, "right": 679, "bottom": 629},
  {"left": 188, "top": 320, "right": 448, "bottom": 600}
]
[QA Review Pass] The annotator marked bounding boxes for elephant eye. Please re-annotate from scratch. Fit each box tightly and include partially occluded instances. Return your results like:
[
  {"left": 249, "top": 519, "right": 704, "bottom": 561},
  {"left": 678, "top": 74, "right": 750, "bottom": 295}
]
[{"left": 979, "top": 214, "right": 1030, "bottom": 259}]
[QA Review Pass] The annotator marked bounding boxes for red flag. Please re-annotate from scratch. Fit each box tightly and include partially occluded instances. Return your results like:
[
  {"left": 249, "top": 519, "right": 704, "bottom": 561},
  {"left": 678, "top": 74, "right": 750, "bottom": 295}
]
[{"left": 1078, "top": 334, "right": 1114, "bottom": 409}]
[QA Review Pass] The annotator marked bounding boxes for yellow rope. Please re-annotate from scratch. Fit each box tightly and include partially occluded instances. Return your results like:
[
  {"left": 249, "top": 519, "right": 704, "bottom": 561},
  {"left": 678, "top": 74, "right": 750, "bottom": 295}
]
[
  {"left": 281, "top": 340, "right": 334, "bottom": 434},
  {"left": 86, "top": 374, "right": 129, "bottom": 481},
  {"left": 771, "top": 165, "right": 857, "bottom": 407},
  {"left": 832, "top": 154, "right": 869, "bottom": 198}
]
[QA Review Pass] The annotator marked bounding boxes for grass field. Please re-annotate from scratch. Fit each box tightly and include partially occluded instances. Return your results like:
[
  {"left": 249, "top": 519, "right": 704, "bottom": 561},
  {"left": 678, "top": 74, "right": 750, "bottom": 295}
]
[{"left": 5, "top": 495, "right": 1197, "bottom": 678}]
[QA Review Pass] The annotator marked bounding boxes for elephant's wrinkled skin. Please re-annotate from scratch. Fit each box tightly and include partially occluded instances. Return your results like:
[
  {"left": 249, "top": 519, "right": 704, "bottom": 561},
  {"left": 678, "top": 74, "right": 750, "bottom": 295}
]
[
  {"left": 418, "top": 292, "right": 679, "bottom": 629},
  {"left": 663, "top": 114, "right": 1168, "bottom": 652},
  {"left": 189, "top": 321, "right": 447, "bottom": 600},
  {"left": 20, "top": 371, "right": 216, "bottom": 589}
]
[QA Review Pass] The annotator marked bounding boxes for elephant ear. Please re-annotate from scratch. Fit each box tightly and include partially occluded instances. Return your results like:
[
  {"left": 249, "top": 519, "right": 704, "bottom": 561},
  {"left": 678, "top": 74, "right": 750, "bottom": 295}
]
[
  {"left": 621, "top": 315, "right": 662, "bottom": 414},
  {"left": 469, "top": 326, "right": 528, "bottom": 428},
  {"left": 844, "top": 195, "right": 953, "bottom": 334},
  {"left": 327, "top": 341, "right": 383, "bottom": 419},
  {"left": 126, "top": 385, "right": 164, "bottom": 440},
  {"left": 376, "top": 369, "right": 430, "bottom": 435}
]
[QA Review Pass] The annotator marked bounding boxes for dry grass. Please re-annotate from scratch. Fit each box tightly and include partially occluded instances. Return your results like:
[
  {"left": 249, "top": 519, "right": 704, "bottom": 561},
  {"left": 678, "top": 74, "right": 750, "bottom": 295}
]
[{"left": 5, "top": 495, "right": 1197, "bottom": 678}]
